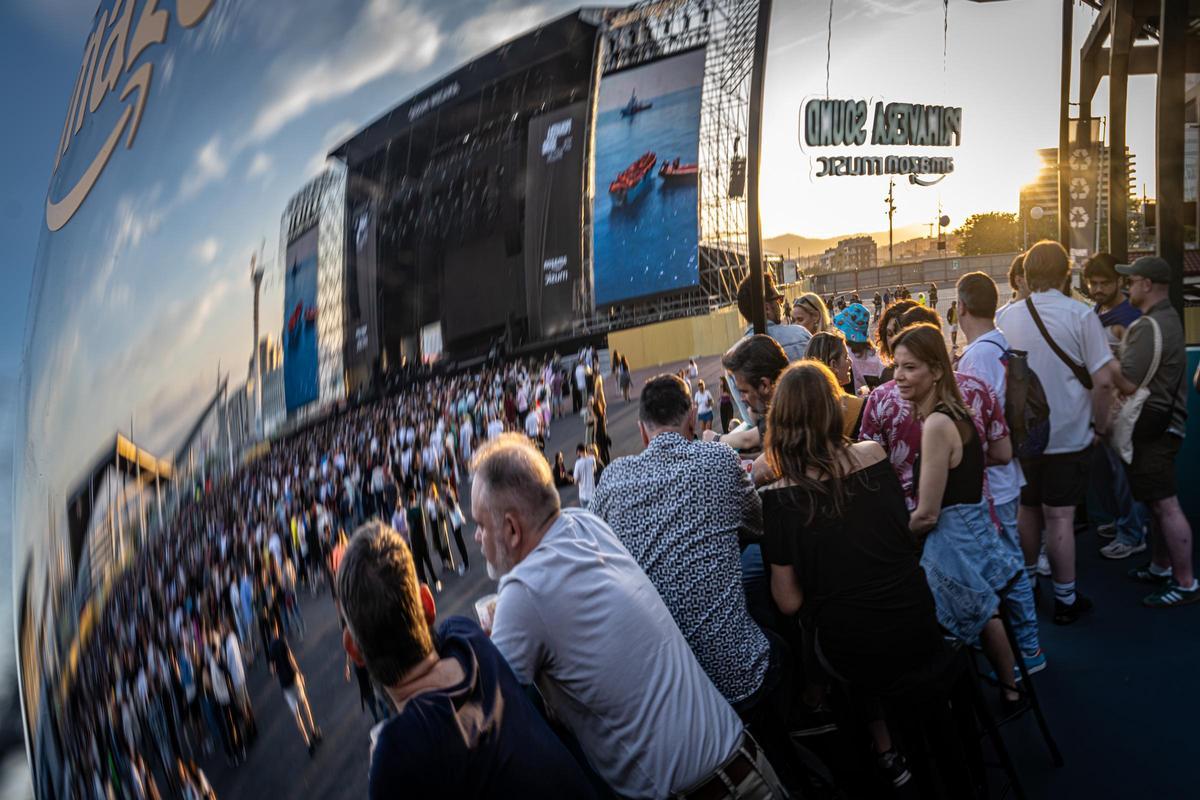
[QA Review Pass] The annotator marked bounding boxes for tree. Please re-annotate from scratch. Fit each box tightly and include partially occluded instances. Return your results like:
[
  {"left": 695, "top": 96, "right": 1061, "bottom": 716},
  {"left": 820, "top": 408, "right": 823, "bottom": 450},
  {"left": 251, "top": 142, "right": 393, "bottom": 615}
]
[{"left": 954, "top": 212, "right": 1020, "bottom": 256}]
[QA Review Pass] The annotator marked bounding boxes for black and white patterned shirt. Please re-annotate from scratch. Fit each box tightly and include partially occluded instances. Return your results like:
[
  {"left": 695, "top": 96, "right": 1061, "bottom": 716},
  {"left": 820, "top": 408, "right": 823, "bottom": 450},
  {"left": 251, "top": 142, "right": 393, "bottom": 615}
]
[{"left": 591, "top": 432, "right": 769, "bottom": 703}]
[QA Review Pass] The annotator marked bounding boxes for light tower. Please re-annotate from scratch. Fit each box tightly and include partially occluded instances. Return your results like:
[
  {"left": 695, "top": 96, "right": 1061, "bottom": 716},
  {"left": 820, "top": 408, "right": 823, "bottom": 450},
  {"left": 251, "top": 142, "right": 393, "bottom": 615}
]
[{"left": 250, "top": 249, "right": 265, "bottom": 439}]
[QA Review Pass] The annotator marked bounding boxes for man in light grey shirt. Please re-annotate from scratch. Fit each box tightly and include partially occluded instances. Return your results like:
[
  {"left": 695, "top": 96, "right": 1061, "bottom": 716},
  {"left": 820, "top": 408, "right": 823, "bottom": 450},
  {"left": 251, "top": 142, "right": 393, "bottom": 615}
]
[
  {"left": 472, "top": 434, "right": 786, "bottom": 800},
  {"left": 738, "top": 272, "right": 810, "bottom": 361}
]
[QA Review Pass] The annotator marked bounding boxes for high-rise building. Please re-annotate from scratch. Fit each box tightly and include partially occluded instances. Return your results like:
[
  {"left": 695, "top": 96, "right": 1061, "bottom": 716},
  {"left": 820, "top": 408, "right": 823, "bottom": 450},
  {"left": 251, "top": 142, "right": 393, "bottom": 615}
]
[{"left": 279, "top": 167, "right": 347, "bottom": 419}]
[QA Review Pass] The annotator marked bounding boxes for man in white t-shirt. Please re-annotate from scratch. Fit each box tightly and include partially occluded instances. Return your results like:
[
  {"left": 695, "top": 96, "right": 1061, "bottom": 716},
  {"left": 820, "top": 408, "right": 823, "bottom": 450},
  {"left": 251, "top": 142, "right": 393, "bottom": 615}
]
[
  {"left": 523, "top": 405, "right": 543, "bottom": 451},
  {"left": 956, "top": 272, "right": 1043, "bottom": 669},
  {"left": 572, "top": 444, "right": 595, "bottom": 507},
  {"left": 995, "top": 241, "right": 1115, "bottom": 625},
  {"left": 471, "top": 435, "right": 785, "bottom": 799}
]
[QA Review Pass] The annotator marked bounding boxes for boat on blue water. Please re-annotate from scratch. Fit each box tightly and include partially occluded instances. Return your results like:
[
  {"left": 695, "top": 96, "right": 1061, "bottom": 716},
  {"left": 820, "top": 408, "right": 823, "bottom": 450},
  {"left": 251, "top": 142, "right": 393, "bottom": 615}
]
[
  {"left": 620, "top": 89, "right": 653, "bottom": 118},
  {"left": 609, "top": 152, "right": 657, "bottom": 205},
  {"left": 658, "top": 157, "right": 699, "bottom": 183}
]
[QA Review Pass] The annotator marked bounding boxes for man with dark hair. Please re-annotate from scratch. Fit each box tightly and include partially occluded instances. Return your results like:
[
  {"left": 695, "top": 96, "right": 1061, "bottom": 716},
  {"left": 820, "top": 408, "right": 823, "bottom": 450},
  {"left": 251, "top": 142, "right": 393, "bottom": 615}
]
[
  {"left": 591, "top": 376, "right": 796, "bottom": 783},
  {"left": 996, "top": 240, "right": 1116, "bottom": 624},
  {"left": 736, "top": 271, "right": 811, "bottom": 361},
  {"left": 955, "top": 271, "right": 1045, "bottom": 672},
  {"left": 473, "top": 435, "right": 786, "bottom": 799},
  {"left": 1084, "top": 253, "right": 1140, "bottom": 347},
  {"left": 1083, "top": 252, "right": 1149, "bottom": 560},
  {"left": 704, "top": 335, "right": 789, "bottom": 454},
  {"left": 1110, "top": 257, "right": 1197, "bottom": 607},
  {"left": 339, "top": 521, "right": 598, "bottom": 798}
]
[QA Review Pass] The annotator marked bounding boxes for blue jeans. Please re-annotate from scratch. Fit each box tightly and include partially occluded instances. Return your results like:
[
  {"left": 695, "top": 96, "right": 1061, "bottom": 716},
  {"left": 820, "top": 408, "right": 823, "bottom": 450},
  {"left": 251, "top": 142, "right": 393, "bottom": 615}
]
[
  {"left": 995, "top": 499, "right": 1042, "bottom": 657},
  {"left": 1088, "top": 441, "right": 1149, "bottom": 546},
  {"left": 921, "top": 499, "right": 1022, "bottom": 644}
]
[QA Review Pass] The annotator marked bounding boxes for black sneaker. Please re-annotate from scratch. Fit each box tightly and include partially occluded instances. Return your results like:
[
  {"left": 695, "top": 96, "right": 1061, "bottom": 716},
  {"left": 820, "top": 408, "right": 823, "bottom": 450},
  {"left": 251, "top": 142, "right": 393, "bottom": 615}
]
[
  {"left": 790, "top": 704, "right": 838, "bottom": 738},
  {"left": 1053, "top": 593, "right": 1093, "bottom": 625},
  {"left": 877, "top": 748, "right": 913, "bottom": 788},
  {"left": 1127, "top": 562, "right": 1172, "bottom": 586}
]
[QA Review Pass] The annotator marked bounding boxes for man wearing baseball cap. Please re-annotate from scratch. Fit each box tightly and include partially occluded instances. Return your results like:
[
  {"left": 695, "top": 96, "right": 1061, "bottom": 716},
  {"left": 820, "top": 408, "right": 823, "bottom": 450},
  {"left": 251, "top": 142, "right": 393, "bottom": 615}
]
[
  {"left": 736, "top": 272, "right": 811, "bottom": 362},
  {"left": 1109, "top": 256, "right": 1197, "bottom": 606}
]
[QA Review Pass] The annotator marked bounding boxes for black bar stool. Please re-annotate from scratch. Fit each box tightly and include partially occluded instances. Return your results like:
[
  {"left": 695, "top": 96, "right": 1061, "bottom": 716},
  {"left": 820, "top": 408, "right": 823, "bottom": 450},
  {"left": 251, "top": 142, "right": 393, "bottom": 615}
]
[{"left": 971, "top": 573, "right": 1064, "bottom": 767}]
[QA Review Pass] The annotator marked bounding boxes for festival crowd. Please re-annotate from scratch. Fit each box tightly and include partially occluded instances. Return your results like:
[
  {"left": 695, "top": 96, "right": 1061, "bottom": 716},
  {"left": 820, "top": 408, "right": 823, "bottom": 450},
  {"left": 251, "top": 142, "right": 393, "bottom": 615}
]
[
  {"left": 54, "top": 352, "right": 608, "bottom": 799},
  {"left": 61, "top": 239, "right": 1195, "bottom": 800}
]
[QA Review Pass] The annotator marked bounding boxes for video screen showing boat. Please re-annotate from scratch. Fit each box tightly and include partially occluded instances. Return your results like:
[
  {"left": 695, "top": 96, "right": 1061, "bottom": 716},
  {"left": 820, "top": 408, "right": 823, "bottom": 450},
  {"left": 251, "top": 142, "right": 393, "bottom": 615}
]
[
  {"left": 609, "top": 152, "right": 657, "bottom": 205},
  {"left": 592, "top": 47, "right": 705, "bottom": 305}
]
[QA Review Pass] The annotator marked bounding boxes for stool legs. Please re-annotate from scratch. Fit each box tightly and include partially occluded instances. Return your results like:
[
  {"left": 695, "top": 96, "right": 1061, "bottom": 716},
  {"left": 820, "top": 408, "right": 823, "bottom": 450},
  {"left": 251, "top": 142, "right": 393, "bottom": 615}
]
[
  {"left": 966, "top": 656, "right": 1028, "bottom": 800},
  {"left": 999, "top": 608, "right": 1064, "bottom": 767}
]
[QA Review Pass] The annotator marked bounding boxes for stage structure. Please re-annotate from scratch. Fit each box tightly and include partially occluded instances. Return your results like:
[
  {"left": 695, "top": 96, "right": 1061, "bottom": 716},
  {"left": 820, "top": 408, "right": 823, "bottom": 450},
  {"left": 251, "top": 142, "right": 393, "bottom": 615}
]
[
  {"left": 332, "top": 9, "right": 604, "bottom": 370},
  {"left": 330, "top": 2, "right": 760, "bottom": 367}
]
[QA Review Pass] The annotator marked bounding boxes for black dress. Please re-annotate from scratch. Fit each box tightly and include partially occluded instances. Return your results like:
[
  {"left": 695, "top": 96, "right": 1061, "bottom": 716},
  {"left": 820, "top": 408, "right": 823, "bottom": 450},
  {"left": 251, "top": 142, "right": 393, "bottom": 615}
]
[{"left": 760, "top": 459, "right": 944, "bottom": 694}]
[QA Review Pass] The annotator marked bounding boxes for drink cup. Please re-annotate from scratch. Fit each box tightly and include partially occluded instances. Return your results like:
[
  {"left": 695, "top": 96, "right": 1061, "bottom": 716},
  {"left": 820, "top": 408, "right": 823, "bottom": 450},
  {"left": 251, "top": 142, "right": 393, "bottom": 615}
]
[{"left": 474, "top": 593, "right": 499, "bottom": 634}]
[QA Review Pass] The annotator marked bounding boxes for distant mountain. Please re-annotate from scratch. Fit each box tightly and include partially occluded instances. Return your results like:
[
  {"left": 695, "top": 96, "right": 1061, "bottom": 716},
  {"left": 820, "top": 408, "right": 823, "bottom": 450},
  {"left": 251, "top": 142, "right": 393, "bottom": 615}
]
[{"left": 765, "top": 224, "right": 929, "bottom": 258}]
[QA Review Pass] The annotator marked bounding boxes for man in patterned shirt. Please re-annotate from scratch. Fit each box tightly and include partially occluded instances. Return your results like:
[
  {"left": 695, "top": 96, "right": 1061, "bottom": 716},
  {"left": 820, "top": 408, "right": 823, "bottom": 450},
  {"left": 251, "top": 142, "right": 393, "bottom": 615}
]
[{"left": 591, "top": 374, "right": 797, "bottom": 788}]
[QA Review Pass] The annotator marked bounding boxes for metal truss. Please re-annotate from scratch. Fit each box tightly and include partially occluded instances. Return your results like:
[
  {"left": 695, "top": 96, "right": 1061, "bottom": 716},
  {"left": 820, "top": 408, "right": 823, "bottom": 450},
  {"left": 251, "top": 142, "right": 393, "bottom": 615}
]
[{"left": 577, "top": 0, "right": 757, "bottom": 336}]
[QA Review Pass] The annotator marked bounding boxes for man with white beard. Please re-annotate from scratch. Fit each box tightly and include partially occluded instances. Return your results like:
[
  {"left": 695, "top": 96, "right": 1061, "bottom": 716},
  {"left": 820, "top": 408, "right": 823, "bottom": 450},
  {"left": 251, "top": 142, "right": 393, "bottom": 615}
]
[{"left": 471, "top": 434, "right": 787, "bottom": 800}]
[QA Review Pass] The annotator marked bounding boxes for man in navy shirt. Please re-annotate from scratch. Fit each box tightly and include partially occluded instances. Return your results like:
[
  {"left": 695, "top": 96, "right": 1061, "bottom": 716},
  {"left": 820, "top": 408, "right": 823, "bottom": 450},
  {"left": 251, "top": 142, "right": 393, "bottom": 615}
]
[
  {"left": 1083, "top": 253, "right": 1149, "bottom": 561},
  {"left": 337, "top": 520, "right": 598, "bottom": 799}
]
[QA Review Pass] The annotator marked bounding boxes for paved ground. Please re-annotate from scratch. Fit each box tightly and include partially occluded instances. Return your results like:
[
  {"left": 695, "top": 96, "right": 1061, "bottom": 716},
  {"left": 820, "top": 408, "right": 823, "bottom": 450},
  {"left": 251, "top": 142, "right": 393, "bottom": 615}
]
[{"left": 210, "top": 352, "right": 1200, "bottom": 799}]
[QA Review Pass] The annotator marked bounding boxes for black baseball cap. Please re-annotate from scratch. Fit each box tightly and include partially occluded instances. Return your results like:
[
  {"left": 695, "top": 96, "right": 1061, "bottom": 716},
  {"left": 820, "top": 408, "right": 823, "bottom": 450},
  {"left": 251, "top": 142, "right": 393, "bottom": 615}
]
[{"left": 1116, "top": 256, "right": 1170, "bottom": 284}]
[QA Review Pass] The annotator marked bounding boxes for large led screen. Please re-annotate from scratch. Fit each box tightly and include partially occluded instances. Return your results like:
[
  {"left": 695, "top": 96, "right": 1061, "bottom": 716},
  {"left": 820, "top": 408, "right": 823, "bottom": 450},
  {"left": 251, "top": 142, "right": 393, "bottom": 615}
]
[
  {"left": 593, "top": 48, "right": 704, "bottom": 305},
  {"left": 283, "top": 226, "right": 320, "bottom": 412}
]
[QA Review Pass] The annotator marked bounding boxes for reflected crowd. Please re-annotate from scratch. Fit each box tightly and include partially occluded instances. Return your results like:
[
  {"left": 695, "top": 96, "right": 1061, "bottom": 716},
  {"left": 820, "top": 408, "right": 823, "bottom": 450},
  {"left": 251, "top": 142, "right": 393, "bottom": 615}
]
[{"left": 55, "top": 351, "right": 595, "bottom": 799}]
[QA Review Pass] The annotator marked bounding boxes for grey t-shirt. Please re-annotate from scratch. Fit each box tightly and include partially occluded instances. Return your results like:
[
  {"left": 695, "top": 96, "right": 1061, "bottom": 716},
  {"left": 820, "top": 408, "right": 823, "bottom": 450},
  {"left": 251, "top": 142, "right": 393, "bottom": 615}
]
[
  {"left": 1120, "top": 298, "right": 1188, "bottom": 436},
  {"left": 745, "top": 321, "right": 812, "bottom": 362},
  {"left": 491, "top": 509, "right": 743, "bottom": 799}
]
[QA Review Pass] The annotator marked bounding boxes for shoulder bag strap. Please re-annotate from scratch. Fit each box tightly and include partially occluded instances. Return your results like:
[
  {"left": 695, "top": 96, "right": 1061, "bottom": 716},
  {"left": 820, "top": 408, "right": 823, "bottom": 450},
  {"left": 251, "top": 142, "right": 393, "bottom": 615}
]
[
  {"left": 1140, "top": 316, "right": 1162, "bottom": 392},
  {"left": 1025, "top": 297, "right": 1093, "bottom": 389}
]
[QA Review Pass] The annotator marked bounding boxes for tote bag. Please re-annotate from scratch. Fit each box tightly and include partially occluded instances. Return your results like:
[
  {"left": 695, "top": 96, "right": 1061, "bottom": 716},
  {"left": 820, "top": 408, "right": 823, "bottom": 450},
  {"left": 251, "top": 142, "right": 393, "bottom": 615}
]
[{"left": 1109, "top": 315, "right": 1161, "bottom": 464}]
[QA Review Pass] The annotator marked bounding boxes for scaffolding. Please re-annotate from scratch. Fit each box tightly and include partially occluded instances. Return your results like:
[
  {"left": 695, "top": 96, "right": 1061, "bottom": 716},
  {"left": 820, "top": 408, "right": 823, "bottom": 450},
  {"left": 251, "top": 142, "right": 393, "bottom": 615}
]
[{"left": 577, "top": 0, "right": 758, "bottom": 336}]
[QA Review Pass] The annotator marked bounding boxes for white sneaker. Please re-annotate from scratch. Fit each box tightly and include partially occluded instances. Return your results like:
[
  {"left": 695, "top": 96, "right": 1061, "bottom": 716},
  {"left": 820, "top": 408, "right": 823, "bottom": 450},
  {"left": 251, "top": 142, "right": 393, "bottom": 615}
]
[
  {"left": 1100, "top": 540, "right": 1147, "bottom": 560},
  {"left": 1036, "top": 552, "right": 1052, "bottom": 577},
  {"left": 1096, "top": 523, "right": 1117, "bottom": 540}
]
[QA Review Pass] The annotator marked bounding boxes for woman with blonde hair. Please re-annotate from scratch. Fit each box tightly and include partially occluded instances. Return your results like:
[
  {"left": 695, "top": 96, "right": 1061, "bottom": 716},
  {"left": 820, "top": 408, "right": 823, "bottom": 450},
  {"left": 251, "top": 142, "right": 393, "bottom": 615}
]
[
  {"left": 759, "top": 360, "right": 943, "bottom": 786},
  {"left": 790, "top": 292, "right": 832, "bottom": 335},
  {"left": 893, "top": 323, "right": 1024, "bottom": 709}
]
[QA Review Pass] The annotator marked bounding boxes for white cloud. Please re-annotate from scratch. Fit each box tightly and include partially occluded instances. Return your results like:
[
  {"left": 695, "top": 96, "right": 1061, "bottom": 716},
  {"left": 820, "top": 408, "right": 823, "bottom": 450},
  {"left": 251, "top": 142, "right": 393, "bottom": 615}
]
[
  {"left": 248, "top": 0, "right": 442, "bottom": 144},
  {"left": 194, "top": 237, "right": 220, "bottom": 264},
  {"left": 179, "top": 136, "right": 230, "bottom": 200},
  {"left": 306, "top": 120, "right": 360, "bottom": 178},
  {"left": 247, "top": 152, "right": 272, "bottom": 179},
  {"left": 453, "top": 4, "right": 551, "bottom": 60}
]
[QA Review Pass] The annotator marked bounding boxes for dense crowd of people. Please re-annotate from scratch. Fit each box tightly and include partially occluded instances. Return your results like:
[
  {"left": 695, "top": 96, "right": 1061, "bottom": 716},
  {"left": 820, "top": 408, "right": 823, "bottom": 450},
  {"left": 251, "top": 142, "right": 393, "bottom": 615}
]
[
  {"left": 337, "top": 241, "right": 1194, "bottom": 799},
  {"left": 58, "top": 238, "right": 1195, "bottom": 799},
  {"left": 53, "top": 349, "right": 616, "bottom": 799}
]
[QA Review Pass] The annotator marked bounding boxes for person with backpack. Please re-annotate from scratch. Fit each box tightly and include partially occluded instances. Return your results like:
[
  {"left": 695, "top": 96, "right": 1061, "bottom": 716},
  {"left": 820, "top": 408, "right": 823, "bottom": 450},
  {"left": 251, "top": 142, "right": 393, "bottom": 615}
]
[
  {"left": 996, "top": 241, "right": 1117, "bottom": 625},
  {"left": 954, "top": 272, "right": 1044, "bottom": 672}
]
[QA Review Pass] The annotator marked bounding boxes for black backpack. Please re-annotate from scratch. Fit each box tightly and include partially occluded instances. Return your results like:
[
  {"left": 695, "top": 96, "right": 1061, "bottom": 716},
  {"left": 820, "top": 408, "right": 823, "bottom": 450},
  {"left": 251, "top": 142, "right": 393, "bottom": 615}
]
[{"left": 983, "top": 341, "right": 1051, "bottom": 460}]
